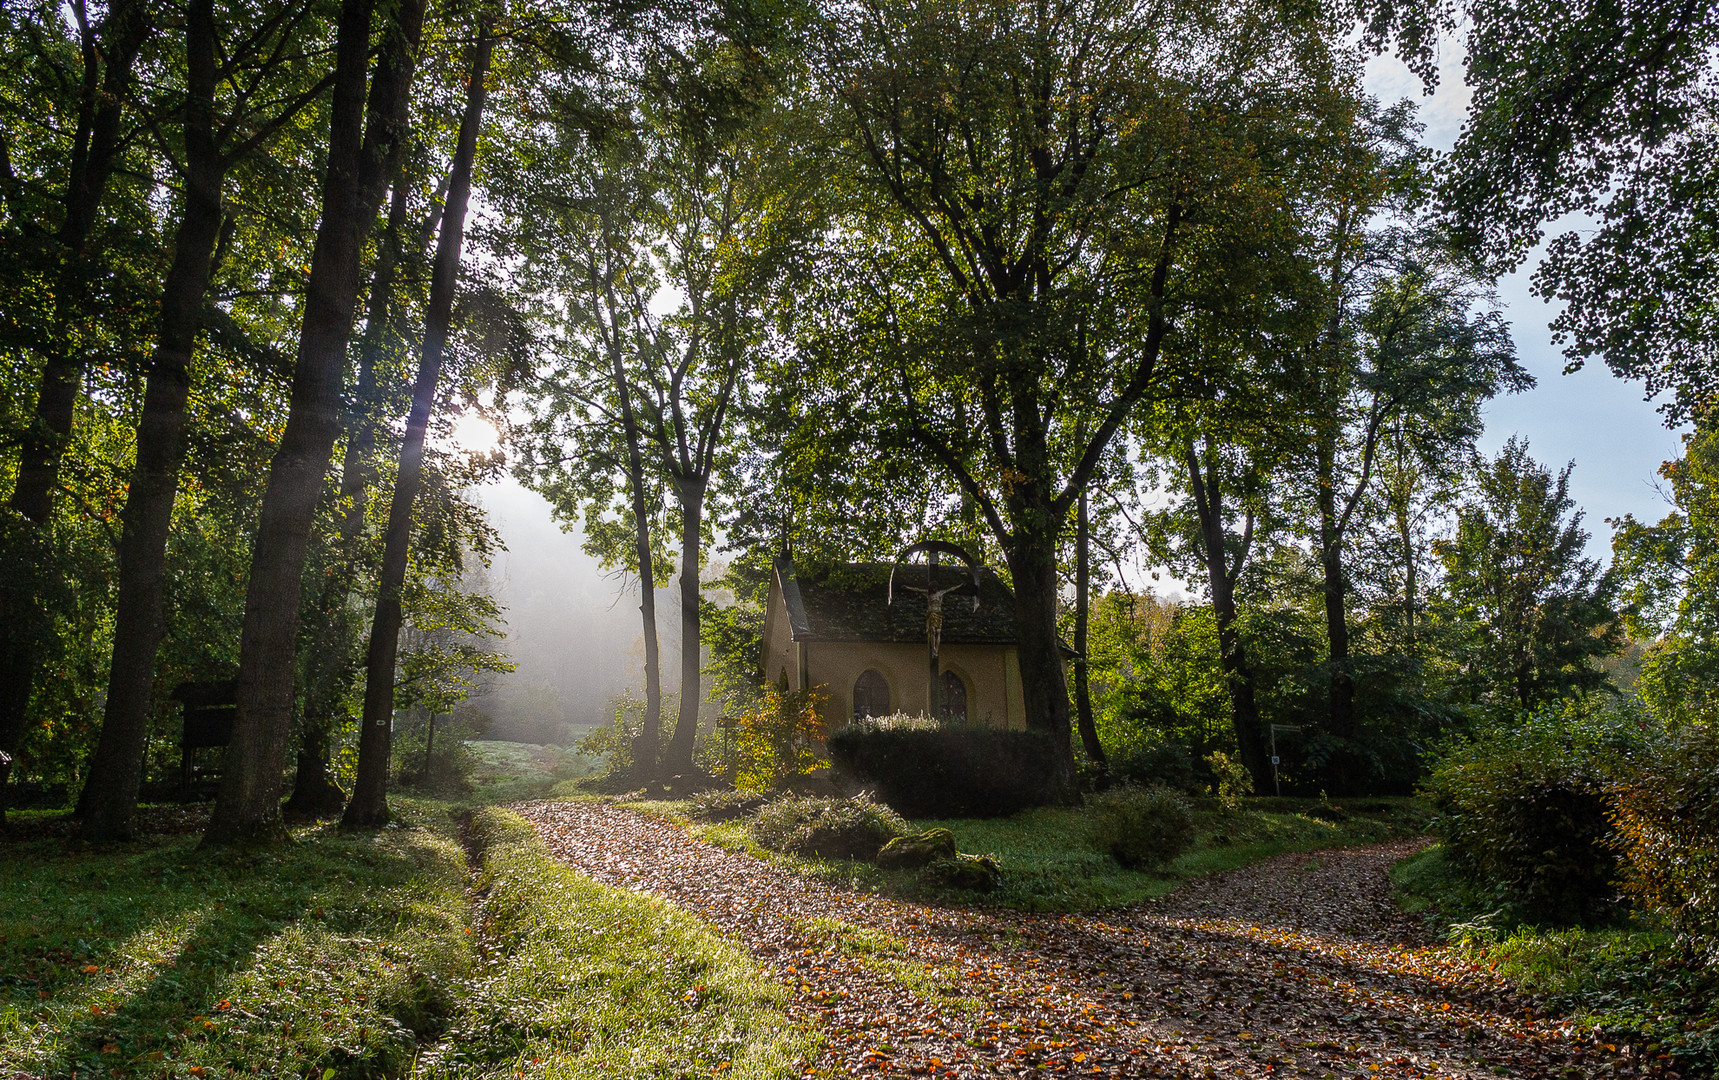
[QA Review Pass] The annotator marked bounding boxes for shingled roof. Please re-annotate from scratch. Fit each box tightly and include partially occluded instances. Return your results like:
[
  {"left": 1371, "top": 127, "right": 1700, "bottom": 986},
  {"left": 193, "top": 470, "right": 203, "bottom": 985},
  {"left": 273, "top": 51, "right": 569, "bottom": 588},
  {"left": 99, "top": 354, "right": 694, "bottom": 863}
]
[{"left": 773, "top": 557, "right": 1023, "bottom": 645}]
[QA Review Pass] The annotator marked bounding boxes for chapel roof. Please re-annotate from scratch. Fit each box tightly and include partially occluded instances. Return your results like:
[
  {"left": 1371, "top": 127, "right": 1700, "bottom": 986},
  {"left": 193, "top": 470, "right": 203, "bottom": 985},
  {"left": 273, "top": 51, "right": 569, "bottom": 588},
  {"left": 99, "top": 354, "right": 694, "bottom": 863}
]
[{"left": 773, "top": 556, "right": 1023, "bottom": 645}]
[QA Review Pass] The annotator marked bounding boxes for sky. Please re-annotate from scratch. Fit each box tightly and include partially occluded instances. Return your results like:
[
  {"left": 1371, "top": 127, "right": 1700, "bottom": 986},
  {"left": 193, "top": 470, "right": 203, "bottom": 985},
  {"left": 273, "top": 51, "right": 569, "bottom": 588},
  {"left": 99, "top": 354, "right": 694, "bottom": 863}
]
[{"left": 472, "top": 44, "right": 1689, "bottom": 727}]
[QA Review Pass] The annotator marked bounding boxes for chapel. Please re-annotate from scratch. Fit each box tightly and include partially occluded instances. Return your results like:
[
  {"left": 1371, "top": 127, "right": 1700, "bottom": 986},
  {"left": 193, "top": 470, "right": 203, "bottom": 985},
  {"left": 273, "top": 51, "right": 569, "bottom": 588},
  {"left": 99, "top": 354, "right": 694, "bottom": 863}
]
[{"left": 761, "top": 556, "right": 1029, "bottom": 729}]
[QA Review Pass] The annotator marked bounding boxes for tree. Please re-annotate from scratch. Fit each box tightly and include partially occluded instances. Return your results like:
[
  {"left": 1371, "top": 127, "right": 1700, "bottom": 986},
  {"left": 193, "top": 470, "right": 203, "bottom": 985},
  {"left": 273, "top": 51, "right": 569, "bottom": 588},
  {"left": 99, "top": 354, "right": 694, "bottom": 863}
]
[
  {"left": 1434, "top": 0, "right": 1719, "bottom": 424},
  {"left": 80, "top": 0, "right": 342, "bottom": 842},
  {"left": 207, "top": 0, "right": 420, "bottom": 845},
  {"left": 794, "top": 0, "right": 1351, "bottom": 791},
  {"left": 0, "top": 0, "right": 153, "bottom": 821},
  {"left": 345, "top": 16, "right": 494, "bottom": 829},
  {"left": 1435, "top": 437, "right": 1623, "bottom": 713},
  {"left": 1612, "top": 419, "right": 1719, "bottom": 725}
]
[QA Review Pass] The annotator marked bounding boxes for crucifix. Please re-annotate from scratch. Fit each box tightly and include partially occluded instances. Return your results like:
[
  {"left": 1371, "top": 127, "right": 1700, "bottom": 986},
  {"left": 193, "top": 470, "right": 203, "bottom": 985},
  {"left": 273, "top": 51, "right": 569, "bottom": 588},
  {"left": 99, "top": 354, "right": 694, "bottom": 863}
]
[{"left": 888, "top": 540, "right": 981, "bottom": 719}]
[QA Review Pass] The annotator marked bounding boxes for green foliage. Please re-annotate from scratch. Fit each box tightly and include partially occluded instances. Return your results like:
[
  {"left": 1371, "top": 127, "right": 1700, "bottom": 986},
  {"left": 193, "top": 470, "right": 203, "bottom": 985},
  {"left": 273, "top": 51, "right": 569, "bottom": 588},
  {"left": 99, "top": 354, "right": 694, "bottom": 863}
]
[
  {"left": 1087, "top": 593, "right": 1232, "bottom": 763},
  {"left": 1613, "top": 419, "right": 1719, "bottom": 727},
  {"left": 443, "top": 808, "right": 816, "bottom": 1078},
  {"left": 748, "top": 794, "right": 910, "bottom": 861},
  {"left": 1085, "top": 787, "right": 1197, "bottom": 869},
  {"left": 731, "top": 686, "right": 827, "bottom": 792},
  {"left": 1435, "top": 437, "right": 1624, "bottom": 714},
  {"left": 1610, "top": 722, "right": 1719, "bottom": 939},
  {"left": 826, "top": 727, "right": 1060, "bottom": 818},
  {"left": 1204, "top": 751, "right": 1253, "bottom": 811},
  {"left": 576, "top": 693, "right": 647, "bottom": 781},
  {"left": 1422, "top": 699, "right": 1657, "bottom": 927},
  {"left": 1392, "top": 845, "right": 1719, "bottom": 1075}
]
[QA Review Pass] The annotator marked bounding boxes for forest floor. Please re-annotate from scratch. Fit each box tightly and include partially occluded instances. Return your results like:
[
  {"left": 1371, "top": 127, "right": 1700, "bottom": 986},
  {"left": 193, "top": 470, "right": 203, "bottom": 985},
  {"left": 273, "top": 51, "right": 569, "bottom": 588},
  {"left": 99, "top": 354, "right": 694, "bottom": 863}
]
[{"left": 517, "top": 800, "right": 1669, "bottom": 1080}]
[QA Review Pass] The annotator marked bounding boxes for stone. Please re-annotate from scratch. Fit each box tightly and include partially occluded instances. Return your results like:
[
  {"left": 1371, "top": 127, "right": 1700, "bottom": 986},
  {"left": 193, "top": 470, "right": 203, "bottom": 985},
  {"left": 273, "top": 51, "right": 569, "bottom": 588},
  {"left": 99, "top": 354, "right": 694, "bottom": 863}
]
[
  {"left": 876, "top": 827, "right": 958, "bottom": 869},
  {"left": 920, "top": 853, "right": 1001, "bottom": 892}
]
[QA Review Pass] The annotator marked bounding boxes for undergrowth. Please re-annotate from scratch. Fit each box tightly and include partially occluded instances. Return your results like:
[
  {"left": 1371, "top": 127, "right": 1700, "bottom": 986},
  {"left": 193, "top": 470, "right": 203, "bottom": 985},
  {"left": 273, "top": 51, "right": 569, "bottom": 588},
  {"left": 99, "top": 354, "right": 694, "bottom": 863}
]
[{"left": 1391, "top": 844, "right": 1719, "bottom": 1074}]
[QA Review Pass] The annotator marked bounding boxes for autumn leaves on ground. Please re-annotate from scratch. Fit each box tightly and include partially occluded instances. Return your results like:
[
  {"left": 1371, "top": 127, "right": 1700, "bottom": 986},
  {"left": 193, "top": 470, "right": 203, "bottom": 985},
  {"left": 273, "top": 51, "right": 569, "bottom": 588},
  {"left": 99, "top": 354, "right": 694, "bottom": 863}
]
[
  {"left": 521, "top": 800, "right": 1640, "bottom": 1080},
  {"left": 2, "top": 793, "right": 1667, "bottom": 1080}
]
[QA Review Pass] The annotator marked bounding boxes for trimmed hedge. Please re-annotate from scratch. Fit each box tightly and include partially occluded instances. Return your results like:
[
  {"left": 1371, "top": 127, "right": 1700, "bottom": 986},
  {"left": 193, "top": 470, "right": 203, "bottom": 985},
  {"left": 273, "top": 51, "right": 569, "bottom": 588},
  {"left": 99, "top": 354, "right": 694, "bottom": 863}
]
[
  {"left": 748, "top": 794, "right": 910, "bottom": 860},
  {"left": 1085, "top": 786, "right": 1196, "bottom": 869},
  {"left": 826, "top": 727, "right": 1059, "bottom": 818}
]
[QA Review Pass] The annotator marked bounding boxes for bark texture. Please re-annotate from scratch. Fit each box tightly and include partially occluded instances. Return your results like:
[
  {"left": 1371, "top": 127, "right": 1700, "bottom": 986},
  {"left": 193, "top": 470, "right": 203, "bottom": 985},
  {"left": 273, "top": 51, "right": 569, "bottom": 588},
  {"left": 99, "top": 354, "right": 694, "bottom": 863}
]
[
  {"left": 1184, "top": 439, "right": 1270, "bottom": 792},
  {"left": 206, "top": 0, "right": 381, "bottom": 846},
  {"left": 1072, "top": 491, "right": 1107, "bottom": 772},
  {"left": 79, "top": 0, "right": 227, "bottom": 841},
  {"left": 0, "top": 0, "right": 151, "bottom": 824},
  {"left": 344, "top": 23, "right": 490, "bottom": 828},
  {"left": 663, "top": 477, "right": 705, "bottom": 777}
]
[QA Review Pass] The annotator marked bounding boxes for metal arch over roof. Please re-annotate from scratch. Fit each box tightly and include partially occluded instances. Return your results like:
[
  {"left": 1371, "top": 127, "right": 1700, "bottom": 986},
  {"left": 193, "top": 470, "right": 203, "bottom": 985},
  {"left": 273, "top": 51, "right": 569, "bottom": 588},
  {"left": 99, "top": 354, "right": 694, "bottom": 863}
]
[{"left": 772, "top": 556, "right": 1023, "bottom": 646}]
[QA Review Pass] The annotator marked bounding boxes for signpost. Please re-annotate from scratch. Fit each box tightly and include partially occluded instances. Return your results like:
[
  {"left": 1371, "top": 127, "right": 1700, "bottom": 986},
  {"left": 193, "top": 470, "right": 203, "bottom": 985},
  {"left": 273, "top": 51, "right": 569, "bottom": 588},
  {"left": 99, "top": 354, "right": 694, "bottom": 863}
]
[{"left": 1269, "top": 724, "right": 1302, "bottom": 796}]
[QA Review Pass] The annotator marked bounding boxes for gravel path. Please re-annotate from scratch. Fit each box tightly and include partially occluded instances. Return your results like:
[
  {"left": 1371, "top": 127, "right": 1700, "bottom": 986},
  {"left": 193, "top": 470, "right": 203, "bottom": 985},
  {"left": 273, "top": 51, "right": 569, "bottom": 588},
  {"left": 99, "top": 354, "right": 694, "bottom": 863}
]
[{"left": 516, "top": 801, "right": 1654, "bottom": 1079}]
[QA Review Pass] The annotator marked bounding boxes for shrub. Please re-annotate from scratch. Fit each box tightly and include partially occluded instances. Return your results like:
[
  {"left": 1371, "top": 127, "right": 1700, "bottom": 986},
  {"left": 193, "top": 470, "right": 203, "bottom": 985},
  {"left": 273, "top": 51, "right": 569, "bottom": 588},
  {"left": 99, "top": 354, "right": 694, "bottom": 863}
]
[
  {"left": 1423, "top": 699, "right": 1656, "bottom": 927},
  {"left": 1204, "top": 750, "right": 1252, "bottom": 808},
  {"left": 748, "top": 794, "right": 910, "bottom": 861},
  {"left": 688, "top": 789, "right": 773, "bottom": 822},
  {"left": 1085, "top": 786, "right": 1196, "bottom": 869},
  {"left": 826, "top": 727, "right": 1059, "bottom": 818},
  {"left": 1610, "top": 722, "right": 1719, "bottom": 939},
  {"left": 731, "top": 687, "right": 828, "bottom": 792}
]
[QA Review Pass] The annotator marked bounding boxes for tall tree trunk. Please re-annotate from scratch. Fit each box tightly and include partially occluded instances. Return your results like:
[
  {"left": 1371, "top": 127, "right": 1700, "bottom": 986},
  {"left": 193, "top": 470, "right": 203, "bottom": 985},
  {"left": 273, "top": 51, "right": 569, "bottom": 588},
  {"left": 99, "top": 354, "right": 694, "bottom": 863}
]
[
  {"left": 206, "top": 0, "right": 383, "bottom": 846},
  {"left": 1072, "top": 490, "right": 1107, "bottom": 771},
  {"left": 1183, "top": 439, "right": 1269, "bottom": 791},
  {"left": 0, "top": 0, "right": 151, "bottom": 825},
  {"left": 286, "top": 173, "right": 414, "bottom": 820},
  {"left": 1315, "top": 433, "right": 1357, "bottom": 745},
  {"left": 663, "top": 476, "right": 705, "bottom": 778},
  {"left": 1006, "top": 521, "right": 1077, "bottom": 797},
  {"left": 623, "top": 416, "right": 663, "bottom": 777},
  {"left": 10, "top": 0, "right": 151, "bottom": 524},
  {"left": 343, "top": 23, "right": 491, "bottom": 829},
  {"left": 79, "top": 0, "right": 227, "bottom": 841}
]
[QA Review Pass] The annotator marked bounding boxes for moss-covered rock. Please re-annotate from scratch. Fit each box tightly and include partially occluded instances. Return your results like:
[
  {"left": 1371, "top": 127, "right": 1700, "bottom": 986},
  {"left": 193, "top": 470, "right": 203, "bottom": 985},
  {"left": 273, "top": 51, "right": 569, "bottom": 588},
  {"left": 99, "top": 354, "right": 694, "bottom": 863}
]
[
  {"left": 876, "top": 828, "right": 957, "bottom": 869},
  {"left": 920, "top": 853, "right": 1001, "bottom": 892}
]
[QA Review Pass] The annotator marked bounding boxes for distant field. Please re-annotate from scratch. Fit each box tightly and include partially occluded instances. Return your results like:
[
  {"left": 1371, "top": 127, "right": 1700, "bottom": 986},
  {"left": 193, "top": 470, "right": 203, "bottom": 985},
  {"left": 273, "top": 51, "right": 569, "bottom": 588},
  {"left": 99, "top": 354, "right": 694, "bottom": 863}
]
[{"left": 467, "top": 739, "right": 604, "bottom": 801}]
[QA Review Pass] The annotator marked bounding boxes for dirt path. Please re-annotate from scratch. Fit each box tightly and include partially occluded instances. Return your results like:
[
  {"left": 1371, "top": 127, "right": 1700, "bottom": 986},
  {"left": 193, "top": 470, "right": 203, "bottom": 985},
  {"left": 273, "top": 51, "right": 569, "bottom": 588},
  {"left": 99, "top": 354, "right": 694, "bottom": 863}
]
[{"left": 517, "top": 801, "right": 1641, "bottom": 1079}]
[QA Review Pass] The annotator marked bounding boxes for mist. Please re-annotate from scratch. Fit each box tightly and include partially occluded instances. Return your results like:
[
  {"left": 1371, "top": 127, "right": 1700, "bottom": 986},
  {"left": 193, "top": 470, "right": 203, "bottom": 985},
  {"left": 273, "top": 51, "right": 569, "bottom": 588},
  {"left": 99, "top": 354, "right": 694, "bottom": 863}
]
[{"left": 475, "top": 477, "right": 688, "bottom": 743}]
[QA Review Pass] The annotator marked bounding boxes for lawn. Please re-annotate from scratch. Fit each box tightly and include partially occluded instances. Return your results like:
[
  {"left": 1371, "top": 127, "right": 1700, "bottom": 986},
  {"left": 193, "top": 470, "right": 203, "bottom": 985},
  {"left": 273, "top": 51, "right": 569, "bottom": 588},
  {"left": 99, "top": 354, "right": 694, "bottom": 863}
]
[
  {"left": 0, "top": 795, "right": 810, "bottom": 1080},
  {"left": 620, "top": 793, "right": 1430, "bottom": 911}
]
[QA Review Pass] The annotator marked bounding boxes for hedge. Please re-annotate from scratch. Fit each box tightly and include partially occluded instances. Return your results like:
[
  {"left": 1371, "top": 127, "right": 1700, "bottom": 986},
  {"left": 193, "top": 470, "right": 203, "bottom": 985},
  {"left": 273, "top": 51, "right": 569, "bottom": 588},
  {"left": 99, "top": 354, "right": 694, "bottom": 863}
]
[{"left": 826, "top": 727, "right": 1059, "bottom": 818}]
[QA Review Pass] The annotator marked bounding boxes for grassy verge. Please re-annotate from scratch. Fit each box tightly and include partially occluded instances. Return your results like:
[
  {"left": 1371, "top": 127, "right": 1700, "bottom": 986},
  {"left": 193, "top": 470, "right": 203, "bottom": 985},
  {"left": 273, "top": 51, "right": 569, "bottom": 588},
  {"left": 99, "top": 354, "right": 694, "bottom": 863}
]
[
  {"left": 0, "top": 799, "right": 814, "bottom": 1080},
  {"left": 436, "top": 808, "right": 816, "bottom": 1079},
  {"left": 0, "top": 798, "right": 474, "bottom": 1078},
  {"left": 1391, "top": 844, "right": 1719, "bottom": 1074},
  {"left": 620, "top": 794, "right": 1428, "bottom": 912}
]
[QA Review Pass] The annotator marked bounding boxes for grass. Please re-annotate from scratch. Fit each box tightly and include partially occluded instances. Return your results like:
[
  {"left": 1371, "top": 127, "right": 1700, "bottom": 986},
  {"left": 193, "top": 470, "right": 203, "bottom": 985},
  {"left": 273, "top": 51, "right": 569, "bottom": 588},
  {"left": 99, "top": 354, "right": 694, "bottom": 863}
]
[
  {"left": 464, "top": 740, "right": 602, "bottom": 804},
  {"left": 624, "top": 793, "right": 1429, "bottom": 912},
  {"left": 0, "top": 798, "right": 474, "bottom": 1078},
  {"left": 1, "top": 770, "right": 811, "bottom": 1079},
  {"left": 1391, "top": 842, "right": 1719, "bottom": 1074},
  {"left": 430, "top": 808, "right": 817, "bottom": 1079}
]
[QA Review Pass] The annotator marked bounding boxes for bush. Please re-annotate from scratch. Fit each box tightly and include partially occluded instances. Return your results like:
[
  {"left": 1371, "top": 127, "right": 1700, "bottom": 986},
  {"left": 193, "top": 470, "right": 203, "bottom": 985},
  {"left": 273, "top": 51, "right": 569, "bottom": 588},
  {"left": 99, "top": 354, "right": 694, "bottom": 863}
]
[
  {"left": 1423, "top": 699, "right": 1655, "bottom": 927},
  {"left": 748, "top": 794, "right": 910, "bottom": 861},
  {"left": 1204, "top": 750, "right": 1252, "bottom": 808},
  {"left": 1610, "top": 722, "right": 1719, "bottom": 939},
  {"left": 688, "top": 789, "right": 772, "bottom": 822},
  {"left": 826, "top": 727, "right": 1059, "bottom": 818},
  {"left": 1085, "top": 786, "right": 1196, "bottom": 869},
  {"left": 729, "top": 687, "right": 828, "bottom": 791}
]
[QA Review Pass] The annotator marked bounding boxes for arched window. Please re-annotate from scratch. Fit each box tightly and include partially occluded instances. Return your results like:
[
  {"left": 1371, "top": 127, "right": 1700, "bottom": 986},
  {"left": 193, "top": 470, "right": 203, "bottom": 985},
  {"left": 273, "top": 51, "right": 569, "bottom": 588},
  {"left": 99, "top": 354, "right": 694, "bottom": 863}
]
[
  {"left": 940, "top": 670, "right": 968, "bottom": 722},
  {"left": 852, "top": 669, "right": 890, "bottom": 719}
]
